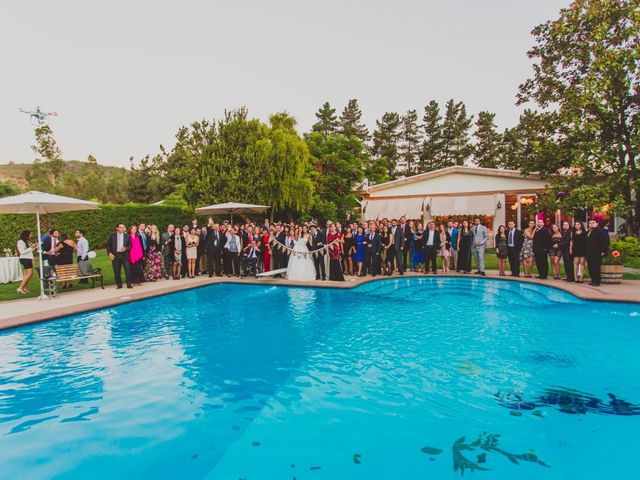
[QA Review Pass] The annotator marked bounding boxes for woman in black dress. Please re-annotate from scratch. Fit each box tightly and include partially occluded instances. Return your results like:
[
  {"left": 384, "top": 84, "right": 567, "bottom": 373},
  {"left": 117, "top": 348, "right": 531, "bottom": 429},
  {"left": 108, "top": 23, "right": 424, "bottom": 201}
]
[
  {"left": 495, "top": 225, "right": 508, "bottom": 276},
  {"left": 342, "top": 227, "right": 356, "bottom": 276},
  {"left": 379, "top": 225, "right": 393, "bottom": 275},
  {"left": 570, "top": 221, "right": 587, "bottom": 283},
  {"left": 457, "top": 220, "right": 473, "bottom": 274}
]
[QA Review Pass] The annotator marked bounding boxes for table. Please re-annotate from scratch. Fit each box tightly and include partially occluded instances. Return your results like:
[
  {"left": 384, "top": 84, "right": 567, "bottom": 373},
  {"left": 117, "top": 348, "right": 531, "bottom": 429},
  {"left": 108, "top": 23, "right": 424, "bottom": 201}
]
[{"left": 0, "top": 257, "right": 23, "bottom": 284}]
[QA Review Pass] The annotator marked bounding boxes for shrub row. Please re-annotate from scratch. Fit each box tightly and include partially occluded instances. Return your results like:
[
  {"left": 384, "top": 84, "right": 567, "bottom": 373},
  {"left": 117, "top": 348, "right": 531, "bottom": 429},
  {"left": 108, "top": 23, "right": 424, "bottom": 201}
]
[{"left": 0, "top": 204, "right": 200, "bottom": 252}]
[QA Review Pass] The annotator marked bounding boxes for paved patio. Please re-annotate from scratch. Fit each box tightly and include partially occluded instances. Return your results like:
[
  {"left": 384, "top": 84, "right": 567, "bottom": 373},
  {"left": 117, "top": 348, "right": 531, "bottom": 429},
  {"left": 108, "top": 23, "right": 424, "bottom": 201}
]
[{"left": 1, "top": 272, "right": 638, "bottom": 331}]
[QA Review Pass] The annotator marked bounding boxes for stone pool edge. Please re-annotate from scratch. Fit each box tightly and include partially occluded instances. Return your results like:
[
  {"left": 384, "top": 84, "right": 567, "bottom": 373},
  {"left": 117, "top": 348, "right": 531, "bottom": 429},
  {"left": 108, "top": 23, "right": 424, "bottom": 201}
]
[{"left": 1, "top": 272, "right": 638, "bottom": 331}]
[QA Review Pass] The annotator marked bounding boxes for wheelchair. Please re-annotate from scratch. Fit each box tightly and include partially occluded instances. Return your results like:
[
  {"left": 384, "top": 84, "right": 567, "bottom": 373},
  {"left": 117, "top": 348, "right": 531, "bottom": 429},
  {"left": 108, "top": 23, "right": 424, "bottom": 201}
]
[{"left": 239, "top": 254, "right": 263, "bottom": 278}]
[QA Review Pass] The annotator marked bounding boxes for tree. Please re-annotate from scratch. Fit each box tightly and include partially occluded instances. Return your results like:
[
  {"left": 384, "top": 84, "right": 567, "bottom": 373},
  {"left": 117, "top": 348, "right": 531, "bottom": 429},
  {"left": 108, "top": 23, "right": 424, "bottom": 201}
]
[
  {"left": 473, "top": 111, "right": 503, "bottom": 168},
  {"left": 311, "top": 101, "right": 339, "bottom": 137},
  {"left": 27, "top": 125, "right": 65, "bottom": 190},
  {"left": 372, "top": 112, "right": 401, "bottom": 178},
  {"left": 0, "top": 181, "right": 19, "bottom": 198},
  {"left": 440, "top": 100, "right": 459, "bottom": 167},
  {"left": 419, "top": 100, "right": 443, "bottom": 172},
  {"left": 306, "top": 132, "right": 366, "bottom": 222},
  {"left": 338, "top": 99, "right": 369, "bottom": 142},
  {"left": 518, "top": 0, "right": 640, "bottom": 235},
  {"left": 399, "top": 109, "right": 421, "bottom": 175}
]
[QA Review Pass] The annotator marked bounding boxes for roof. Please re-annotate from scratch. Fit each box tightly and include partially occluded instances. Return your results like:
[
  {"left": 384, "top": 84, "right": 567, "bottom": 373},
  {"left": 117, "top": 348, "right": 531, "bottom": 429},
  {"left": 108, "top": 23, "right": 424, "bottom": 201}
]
[{"left": 366, "top": 166, "right": 542, "bottom": 194}]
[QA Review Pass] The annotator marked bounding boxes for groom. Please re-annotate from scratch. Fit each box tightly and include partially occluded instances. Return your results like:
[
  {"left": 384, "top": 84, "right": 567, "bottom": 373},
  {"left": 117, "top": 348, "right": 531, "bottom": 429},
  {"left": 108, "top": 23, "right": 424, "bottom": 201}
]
[{"left": 310, "top": 225, "right": 326, "bottom": 280}]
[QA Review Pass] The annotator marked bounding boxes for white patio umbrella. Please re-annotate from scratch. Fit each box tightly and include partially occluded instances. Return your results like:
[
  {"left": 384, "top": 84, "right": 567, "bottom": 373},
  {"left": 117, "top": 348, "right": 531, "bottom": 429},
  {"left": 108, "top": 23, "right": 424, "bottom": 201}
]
[
  {"left": 0, "top": 191, "right": 99, "bottom": 299},
  {"left": 195, "top": 202, "right": 270, "bottom": 224}
]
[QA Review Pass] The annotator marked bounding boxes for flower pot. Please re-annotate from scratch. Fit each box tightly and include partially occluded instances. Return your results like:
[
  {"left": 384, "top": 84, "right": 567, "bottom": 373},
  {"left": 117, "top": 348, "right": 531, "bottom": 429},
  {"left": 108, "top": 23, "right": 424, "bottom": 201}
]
[{"left": 601, "top": 264, "right": 624, "bottom": 284}]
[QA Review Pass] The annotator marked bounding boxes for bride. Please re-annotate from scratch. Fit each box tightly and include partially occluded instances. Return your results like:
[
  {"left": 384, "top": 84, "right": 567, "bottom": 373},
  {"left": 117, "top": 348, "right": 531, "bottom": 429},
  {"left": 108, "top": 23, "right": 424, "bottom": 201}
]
[{"left": 286, "top": 225, "right": 317, "bottom": 281}]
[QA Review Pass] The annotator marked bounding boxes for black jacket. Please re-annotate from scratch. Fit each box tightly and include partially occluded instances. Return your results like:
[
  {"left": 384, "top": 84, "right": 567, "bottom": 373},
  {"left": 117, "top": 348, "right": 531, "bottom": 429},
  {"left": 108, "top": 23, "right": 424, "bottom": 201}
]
[
  {"left": 205, "top": 228, "right": 226, "bottom": 253},
  {"left": 506, "top": 228, "right": 524, "bottom": 251},
  {"left": 106, "top": 232, "right": 132, "bottom": 255},
  {"left": 586, "top": 227, "right": 610, "bottom": 257},
  {"left": 558, "top": 229, "right": 572, "bottom": 254},
  {"left": 532, "top": 227, "right": 551, "bottom": 254},
  {"left": 363, "top": 231, "right": 381, "bottom": 254},
  {"left": 422, "top": 229, "right": 441, "bottom": 250}
]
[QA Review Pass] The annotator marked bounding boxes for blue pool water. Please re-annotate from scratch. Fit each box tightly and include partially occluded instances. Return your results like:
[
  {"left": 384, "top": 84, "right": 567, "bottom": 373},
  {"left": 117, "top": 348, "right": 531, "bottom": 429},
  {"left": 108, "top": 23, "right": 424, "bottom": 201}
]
[{"left": 1, "top": 278, "right": 639, "bottom": 479}]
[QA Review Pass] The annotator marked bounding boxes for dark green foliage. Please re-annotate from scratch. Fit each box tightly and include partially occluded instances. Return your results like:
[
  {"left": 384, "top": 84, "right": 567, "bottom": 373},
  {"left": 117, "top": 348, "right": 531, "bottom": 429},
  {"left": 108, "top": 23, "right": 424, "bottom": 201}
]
[
  {"left": 399, "top": 109, "right": 421, "bottom": 175},
  {"left": 312, "top": 102, "right": 339, "bottom": 137},
  {"left": 419, "top": 100, "right": 444, "bottom": 172},
  {"left": 0, "top": 204, "right": 195, "bottom": 251},
  {"left": 0, "top": 181, "right": 19, "bottom": 198},
  {"left": 473, "top": 111, "right": 503, "bottom": 168},
  {"left": 338, "top": 99, "right": 369, "bottom": 142},
  {"left": 372, "top": 112, "right": 401, "bottom": 179},
  {"left": 440, "top": 100, "right": 473, "bottom": 167}
]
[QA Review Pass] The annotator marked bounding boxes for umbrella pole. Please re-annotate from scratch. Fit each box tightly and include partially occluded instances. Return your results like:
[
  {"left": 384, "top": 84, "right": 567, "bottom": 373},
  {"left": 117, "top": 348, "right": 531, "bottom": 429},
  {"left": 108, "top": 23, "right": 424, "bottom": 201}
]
[{"left": 36, "top": 210, "right": 46, "bottom": 300}]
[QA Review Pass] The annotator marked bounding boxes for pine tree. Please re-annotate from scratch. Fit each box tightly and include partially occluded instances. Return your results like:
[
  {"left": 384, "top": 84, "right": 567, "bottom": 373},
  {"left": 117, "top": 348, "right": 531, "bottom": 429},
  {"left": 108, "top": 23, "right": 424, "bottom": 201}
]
[
  {"left": 473, "top": 111, "right": 502, "bottom": 168},
  {"left": 372, "top": 112, "right": 401, "bottom": 179},
  {"left": 419, "top": 100, "right": 443, "bottom": 172},
  {"left": 338, "top": 99, "right": 369, "bottom": 142},
  {"left": 311, "top": 102, "right": 338, "bottom": 136},
  {"left": 451, "top": 102, "right": 474, "bottom": 165},
  {"left": 398, "top": 109, "right": 421, "bottom": 175},
  {"left": 439, "top": 99, "right": 458, "bottom": 168}
]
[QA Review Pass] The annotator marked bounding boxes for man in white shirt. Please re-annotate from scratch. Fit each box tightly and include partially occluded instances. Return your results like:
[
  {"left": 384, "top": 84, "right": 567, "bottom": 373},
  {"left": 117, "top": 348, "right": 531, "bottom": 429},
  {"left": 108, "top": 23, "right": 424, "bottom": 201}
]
[
  {"left": 75, "top": 229, "right": 90, "bottom": 284},
  {"left": 422, "top": 222, "right": 440, "bottom": 273},
  {"left": 107, "top": 223, "right": 132, "bottom": 288}
]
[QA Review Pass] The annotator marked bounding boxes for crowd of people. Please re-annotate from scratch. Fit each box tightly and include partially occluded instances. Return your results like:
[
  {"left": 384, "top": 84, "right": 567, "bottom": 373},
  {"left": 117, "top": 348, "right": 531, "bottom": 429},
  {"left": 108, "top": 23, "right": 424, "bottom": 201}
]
[{"left": 15, "top": 214, "right": 611, "bottom": 293}]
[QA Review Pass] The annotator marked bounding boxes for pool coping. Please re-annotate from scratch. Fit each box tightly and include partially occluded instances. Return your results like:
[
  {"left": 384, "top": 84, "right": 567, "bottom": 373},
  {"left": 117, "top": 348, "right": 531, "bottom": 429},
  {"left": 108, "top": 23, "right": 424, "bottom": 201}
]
[{"left": 1, "top": 272, "right": 638, "bottom": 331}]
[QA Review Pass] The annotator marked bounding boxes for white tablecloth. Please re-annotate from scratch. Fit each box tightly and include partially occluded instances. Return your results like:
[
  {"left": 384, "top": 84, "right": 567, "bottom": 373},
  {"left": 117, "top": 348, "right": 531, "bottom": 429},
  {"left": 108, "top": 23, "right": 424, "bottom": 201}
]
[{"left": 0, "top": 257, "right": 23, "bottom": 284}]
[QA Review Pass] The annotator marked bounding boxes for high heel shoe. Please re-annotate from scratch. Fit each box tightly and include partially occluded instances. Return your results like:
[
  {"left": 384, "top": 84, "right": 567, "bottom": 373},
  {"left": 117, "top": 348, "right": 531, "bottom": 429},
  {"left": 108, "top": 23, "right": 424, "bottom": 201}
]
[{"left": 16, "top": 288, "right": 26, "bottom": 294}]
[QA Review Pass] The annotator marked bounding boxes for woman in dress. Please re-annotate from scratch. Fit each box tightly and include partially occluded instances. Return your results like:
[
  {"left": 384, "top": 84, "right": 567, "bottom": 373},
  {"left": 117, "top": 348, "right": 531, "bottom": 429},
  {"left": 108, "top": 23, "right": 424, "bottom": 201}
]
[
  {"left": 379, "top": 225, "right": 392, "bottom": 276},
  {"left": 185, "top": 227, "right": 199, "bottom": 278},
  {"left": 56, "top": 233, "right": 76, "bottom": 289},
  {"left": 129, "top": 225, "right": 144, "bottom": 285},
  {"left": 144, "top": 225, "right": 163, "bottom": 282},
  {"left": 327, "top": 223, "right": 345, "bottom": 281},
  {"left": 494, "top": 225, "right": 508, "bottom": 276},
  {"left": 171, "top": 226, "right": 183, "bottom": 280},
  {"left": 549, "top": 224, "right": 563, "bottom": 279},
  {"left": 16, "top": 230, "right": 37, "bottom": 294},
  {"left": 520, "top": 220, "right": 536, "bottom": 278},
  {"left": 571, "top": 221, "right": 587, "bottom": 283},
  {"left": 261, "top": 227, "right": 271, "bottom": 272},
  {"left": 224, "top": 226, "right": 241, "bottom": 276},
  {"left": 354, "top": 226, "right": 366, "bottom": 276},
  {"left": 457, "top": 220, "right": 473, "bottom": 274},
  {"left": 286, "top": 226, "right": 316, "bottom": 281},
  {"left": 437, "top": 224, "right": 451, "bottom": 273},
  {"left": 342, "top": 227, "right": 356, "bottom": 276},
  {"left": 411, "top": 223, "right": 424, "bottom": 272}
]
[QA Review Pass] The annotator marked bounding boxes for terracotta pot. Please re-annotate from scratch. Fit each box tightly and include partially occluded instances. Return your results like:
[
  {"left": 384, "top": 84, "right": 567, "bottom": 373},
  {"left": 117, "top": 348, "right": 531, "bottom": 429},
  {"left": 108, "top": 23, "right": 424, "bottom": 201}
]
[{"left": 601, "top": 264, "right": 624, "bottom": 284}]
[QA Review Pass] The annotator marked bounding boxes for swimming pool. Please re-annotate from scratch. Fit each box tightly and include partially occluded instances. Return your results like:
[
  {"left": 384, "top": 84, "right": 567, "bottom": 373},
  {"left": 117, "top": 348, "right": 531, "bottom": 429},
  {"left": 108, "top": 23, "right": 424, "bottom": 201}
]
[{"left": 1, "top": 277, "right": 639, "bottom": 479}]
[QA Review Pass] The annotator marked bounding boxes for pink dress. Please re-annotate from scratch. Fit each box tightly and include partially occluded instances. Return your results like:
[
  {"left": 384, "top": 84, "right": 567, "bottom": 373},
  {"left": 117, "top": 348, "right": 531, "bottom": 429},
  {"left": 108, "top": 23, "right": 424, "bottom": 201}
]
[{"left": 438, "top": 232, "right": 450, "bottom": 257}]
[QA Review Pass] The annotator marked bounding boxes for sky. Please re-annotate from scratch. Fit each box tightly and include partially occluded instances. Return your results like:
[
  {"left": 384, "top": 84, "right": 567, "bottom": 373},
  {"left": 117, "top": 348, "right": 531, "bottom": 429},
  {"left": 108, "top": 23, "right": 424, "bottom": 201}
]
[{"left": 0, "top": 0, "right": 568, "bottom": 167}]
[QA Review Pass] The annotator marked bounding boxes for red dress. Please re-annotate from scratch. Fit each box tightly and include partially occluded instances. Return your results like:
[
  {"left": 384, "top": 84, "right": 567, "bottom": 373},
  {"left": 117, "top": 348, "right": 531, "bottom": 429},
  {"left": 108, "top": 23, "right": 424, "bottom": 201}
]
[{"left": 261, "top": 234, "right": 271, "bottom": 272}]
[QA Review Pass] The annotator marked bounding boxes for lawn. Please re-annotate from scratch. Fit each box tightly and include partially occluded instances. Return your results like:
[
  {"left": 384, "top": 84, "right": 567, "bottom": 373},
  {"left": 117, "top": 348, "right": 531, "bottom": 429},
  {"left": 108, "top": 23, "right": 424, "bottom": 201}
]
[{"left": 0, "top": 248, "right": 637, "bottom": 303}]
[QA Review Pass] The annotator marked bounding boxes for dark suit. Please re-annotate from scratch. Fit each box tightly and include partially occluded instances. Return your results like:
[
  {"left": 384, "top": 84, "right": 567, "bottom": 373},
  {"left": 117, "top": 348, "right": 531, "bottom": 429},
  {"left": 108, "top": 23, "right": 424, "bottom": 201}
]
[
  {"left": 401, "top": 224, "right": 412, "bottom": 270},
  {"left": 106, "top": 232, "right": 132, "bottom": 287},
  {"left": 391, "top": 226, "right": 405, "bottom": 274},
  {"left": 363, "top": 231, "right": 381, "bottom": 275},
  {"left": 533, "top": 227, "right": 551, "bottom": 278},
  {"left": 586, "top": 227, "right": 609, "bottom": 285},
  {"left": 41, "top": 236, "right": 58, "bottom": 267},
  {"left": 274, "top": 231, "right": 287, "bottom": 270},
  {"left": 205, "top": 228, "right": 226, "bottom": 276},
  {"left": 311, "top": 231, "right": 326, "bottom": 280},
  {"left": 422, "top": 228, "right": 441, "bottom": 273},
  {"left": 506, "top": 227, "right": 524, "bottom": 276},
  {"left": 558, "top": 229, "right": 574, "bottom": 281}
]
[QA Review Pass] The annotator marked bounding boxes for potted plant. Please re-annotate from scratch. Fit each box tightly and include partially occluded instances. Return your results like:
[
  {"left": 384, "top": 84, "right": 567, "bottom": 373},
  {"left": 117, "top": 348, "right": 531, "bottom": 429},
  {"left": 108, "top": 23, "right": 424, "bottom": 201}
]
[{"left": 602, "top": 240, "right": 627, "bottom": 283}]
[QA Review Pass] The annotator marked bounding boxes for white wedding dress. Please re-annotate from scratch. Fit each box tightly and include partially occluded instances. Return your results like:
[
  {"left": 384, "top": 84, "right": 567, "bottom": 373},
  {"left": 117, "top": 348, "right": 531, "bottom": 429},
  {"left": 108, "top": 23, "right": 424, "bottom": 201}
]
[{"left": 287, "top": 236, "right": 317, "bottom": 281}]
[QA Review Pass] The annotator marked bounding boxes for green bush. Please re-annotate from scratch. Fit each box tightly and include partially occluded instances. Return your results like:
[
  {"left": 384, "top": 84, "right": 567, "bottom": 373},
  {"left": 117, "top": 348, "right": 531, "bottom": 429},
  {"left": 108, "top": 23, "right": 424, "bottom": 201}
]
[
  {"left": 609, "top": 236, "right": 640, "bottom": 267},
  {"left": 0, "top": 204, "right": 200, "bottom": 252}
]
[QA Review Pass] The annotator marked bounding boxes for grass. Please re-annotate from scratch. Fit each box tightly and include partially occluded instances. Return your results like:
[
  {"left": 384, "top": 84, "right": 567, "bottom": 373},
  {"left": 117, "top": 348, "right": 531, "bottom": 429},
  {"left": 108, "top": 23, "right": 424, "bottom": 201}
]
[{"left": 0, "top": 248, "right": 638, "bottom": 302}]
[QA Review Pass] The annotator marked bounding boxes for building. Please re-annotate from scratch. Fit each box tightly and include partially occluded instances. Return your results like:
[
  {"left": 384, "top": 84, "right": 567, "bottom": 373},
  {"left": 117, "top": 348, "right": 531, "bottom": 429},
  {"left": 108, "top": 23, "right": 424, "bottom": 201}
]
[{"left": 360, "top": 166, "right": 550, "bottom": 244}]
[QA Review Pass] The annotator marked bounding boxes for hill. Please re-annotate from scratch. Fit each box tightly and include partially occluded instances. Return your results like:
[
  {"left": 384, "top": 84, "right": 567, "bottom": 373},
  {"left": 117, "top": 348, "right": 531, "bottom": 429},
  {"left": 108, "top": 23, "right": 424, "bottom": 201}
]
[{"left": 0, "top": 161, "right": 129, "bottom": 189}]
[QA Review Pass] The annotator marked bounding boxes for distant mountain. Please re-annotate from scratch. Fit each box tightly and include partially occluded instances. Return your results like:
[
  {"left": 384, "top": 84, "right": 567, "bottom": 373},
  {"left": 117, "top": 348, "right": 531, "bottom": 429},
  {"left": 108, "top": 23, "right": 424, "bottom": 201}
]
[{"left": 0, "top": 160, "right": 129, "bottom": 188}]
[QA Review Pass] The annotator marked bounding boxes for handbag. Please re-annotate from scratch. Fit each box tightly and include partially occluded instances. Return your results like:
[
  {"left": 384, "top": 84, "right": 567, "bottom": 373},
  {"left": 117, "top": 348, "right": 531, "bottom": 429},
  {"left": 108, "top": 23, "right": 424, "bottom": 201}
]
[{"left": 77, "top": 260, "right": 94, "bottom": 276}]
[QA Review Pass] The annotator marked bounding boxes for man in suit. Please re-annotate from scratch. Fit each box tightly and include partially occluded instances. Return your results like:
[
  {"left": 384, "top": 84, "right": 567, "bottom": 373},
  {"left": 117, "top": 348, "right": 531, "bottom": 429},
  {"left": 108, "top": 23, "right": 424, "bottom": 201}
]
[
  {"left": 274, "top": 224, "right": 287, "bottom": 272},
  {"left": 506, "top": 220, "right": 524, "bottom": 277},
  {"left": 41, "top": 228, "right": 60, "bottom": 267},
  {"left": 399, "top": 216, "right": 412, "bottom": 271},
  {"left": 447, "top": 221, "right": 459, "bottom": 271},
  {"left": 558, "top": 221, "right": 575, "bottom": 282},
  {"left": 586, "top": 219, "right": 609, "bottom": 286},
  {"left": 472, "top": 218, "right": 488, "bottom": 276},
  {"left": 391, "top": 218, "right": 405, "bottom": 275},
  {"left": 106, "top": 223, "right": 132, "bottom": 288},
  {"left": 422, "top": 221, "right": 440, "bottom": 273},
  {"left": 205, "top": 222, "right": 226, "bottom": 277},
  {"left": 311, "top": 225, "right": 326, "bottom": 280},
  {"left": 532, "top": 218, "right": 551, "bottom": 279},
  {"left": 364, "top": 222, "right": 381, "bottom": 275}
]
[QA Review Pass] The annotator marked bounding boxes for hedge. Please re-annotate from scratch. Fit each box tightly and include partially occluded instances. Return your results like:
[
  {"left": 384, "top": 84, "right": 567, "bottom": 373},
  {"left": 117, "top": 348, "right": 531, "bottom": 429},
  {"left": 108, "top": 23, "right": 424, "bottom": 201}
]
[{"left": 0, "top": 204, "right": 202, "bottom": 252}]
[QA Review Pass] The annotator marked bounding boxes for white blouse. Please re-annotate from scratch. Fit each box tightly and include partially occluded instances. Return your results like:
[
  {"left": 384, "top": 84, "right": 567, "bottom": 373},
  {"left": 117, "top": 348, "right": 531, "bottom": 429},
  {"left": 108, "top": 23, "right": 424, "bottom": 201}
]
[{"left": 17, "top": 239, "right": 34, "bottom": 259}]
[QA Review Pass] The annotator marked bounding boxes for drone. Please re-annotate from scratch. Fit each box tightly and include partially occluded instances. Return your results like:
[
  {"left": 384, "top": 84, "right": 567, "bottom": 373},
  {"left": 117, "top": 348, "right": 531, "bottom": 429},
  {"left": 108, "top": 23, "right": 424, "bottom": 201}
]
[{"left": 19, "top": 106, "right": 58, "bottom": 126}]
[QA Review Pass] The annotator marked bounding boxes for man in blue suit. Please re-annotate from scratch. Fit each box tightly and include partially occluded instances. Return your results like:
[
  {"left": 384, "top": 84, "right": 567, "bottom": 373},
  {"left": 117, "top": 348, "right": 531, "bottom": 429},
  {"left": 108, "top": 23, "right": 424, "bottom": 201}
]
[{"left": 364, "top": 222, "right": 381, "bottom": 276}]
